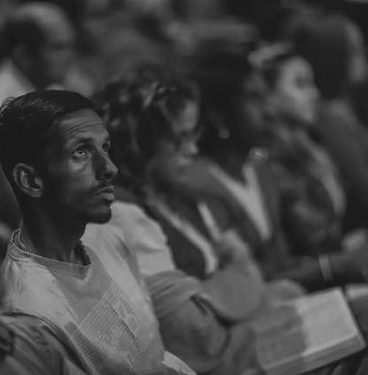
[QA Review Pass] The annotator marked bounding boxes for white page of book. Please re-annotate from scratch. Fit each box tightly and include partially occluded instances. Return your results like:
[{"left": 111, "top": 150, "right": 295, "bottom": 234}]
[{"left": 253, "top": 288, "right": 365, "bottom": 375}]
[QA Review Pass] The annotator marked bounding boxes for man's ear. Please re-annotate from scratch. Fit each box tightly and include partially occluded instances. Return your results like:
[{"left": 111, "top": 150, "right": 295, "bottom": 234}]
[{"left": 12, "top": 163, "right": 43, "bottom": 198}]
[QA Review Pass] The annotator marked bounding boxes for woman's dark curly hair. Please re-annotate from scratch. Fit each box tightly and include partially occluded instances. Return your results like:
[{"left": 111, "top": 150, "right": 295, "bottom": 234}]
[{"left": 93, "top": 64, "right": 200, "bottom": 195}]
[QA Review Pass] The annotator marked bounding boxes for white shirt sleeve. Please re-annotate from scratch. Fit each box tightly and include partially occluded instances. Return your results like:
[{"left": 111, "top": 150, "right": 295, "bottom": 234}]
[{"left": 110, "top": 202, "right": 176, "bottom": 276}]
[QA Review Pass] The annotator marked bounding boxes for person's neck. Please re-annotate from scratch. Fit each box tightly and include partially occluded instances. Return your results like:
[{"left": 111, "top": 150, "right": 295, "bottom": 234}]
[
  {"left": 148, "top": 170, "right": 179, "bottom": 197},
  {"left": 210, "top": 146, "right": 248, "bottom": 181},
  {"left": 22, "top": 208, "right": 85, "bottom": 263},
  {"left": 144, "top": 181, "right": 179, "bottom": 209}
]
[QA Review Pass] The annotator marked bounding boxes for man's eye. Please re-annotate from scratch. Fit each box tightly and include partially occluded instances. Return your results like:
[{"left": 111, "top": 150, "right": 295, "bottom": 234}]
[{"left": 73, "top": 146, "right": 88, "bottom": 158}]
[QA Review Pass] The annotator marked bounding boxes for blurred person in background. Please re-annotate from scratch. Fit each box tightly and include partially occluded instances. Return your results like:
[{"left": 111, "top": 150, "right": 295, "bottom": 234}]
[
  {"left": 15, "top": 0, "right": 105, "bottom": 97},
  {"left": 252, "top": 43, "right": 368, "bottom": 299},
  {"left": 292, "top": 13, "right": 368, "bottom": 232},
  {"left": 0, "top": 2, "right": 92, "bottom": 103},
  {"left": 0, "top": 2, "right": 79, "bottom": 254},
  {"left": 224, "top": 0, "right": 308, "bottom": 41},
  {"left": 88, "top": 64, "right": 368, "bottom": 375},
  {"left": 80, "top": 0, "right": 173, "bottom": 86},
  {"left": 254, "top": 44, "right": 346, "bottom": 258},
  {"left": 187, "top": 42, "right": 296, "bottom": 280},
  {"left": 185, "top": 41, "right": 368, "bottom": 292},
  {"left": 90, "top": 63, "right": 305, "bottom": 375}
]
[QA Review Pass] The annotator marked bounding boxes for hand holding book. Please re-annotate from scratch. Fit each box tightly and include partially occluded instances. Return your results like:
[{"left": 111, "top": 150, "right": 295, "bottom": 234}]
[{"left": 251, "top": 289, "right": 365, "bottom": 375}]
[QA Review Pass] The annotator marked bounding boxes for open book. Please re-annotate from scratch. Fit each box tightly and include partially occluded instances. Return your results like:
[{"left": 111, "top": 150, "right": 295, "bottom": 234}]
[{"left": 252, "top": 288, "right": 365, "bottom": 375}]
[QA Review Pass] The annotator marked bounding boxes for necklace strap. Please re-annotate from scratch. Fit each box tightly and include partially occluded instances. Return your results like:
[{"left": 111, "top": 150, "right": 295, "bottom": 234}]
[{"left": 17, "top": 225, "right": 88, "bottom": 265}]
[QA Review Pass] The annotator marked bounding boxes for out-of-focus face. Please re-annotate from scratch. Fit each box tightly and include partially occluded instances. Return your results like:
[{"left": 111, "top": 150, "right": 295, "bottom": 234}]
[
  {"left": 271, "top": 57, "right": 319, "bottom": 125},
  {"left": 241, "top": 71, "right": 269, "bottom": 132},
  {"left": 41, "top": 109, "right": 118, "bottom": 225},
  {"left": 150, "top": 100, "right": 200, "bottom": 188},
  {"left": 33, "top": 14, "right": 75, "bottom": 86}
]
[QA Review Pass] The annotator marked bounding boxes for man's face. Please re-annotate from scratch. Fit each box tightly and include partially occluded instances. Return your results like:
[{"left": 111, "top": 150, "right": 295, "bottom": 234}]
[{"left": 41, "top": 109, "right": 118, "bottom": 224}]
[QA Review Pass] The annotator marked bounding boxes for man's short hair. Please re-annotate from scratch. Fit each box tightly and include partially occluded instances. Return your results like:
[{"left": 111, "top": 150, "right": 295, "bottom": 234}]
[{"left": 0, "top": 90, "right": 95, "bottom": 181}]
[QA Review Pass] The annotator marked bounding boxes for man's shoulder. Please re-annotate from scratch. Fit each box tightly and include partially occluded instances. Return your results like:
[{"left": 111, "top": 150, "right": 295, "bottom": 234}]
[
  {"left": 110, "top": 201, "right": 167, "bottom": 245},
  {"left": 83, "top": 201, "right": 176, "bottom": 277},
  {"left": 111, "top": 201, "right": 176, "bottom": 276},
  {"left": 111, "top": 201, "right": 170, "bottom": 249},
  {"left": 0, "top": 316, "right": 87, "bottom": 375},
  {"left": 1, "top": 243, "right": 76, "bottom": 324},
  {"left": 111, "top": 201, "right": 150, "bottom": 225},
  {"left": 83, "top": 221, "right": 127, "bottom": 256}
]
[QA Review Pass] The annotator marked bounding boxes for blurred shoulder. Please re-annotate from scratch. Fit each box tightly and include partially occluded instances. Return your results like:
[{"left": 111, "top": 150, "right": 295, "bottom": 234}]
[
  {"left": 111, "top": 201, "right": 151, "bottom": 226},
  {"left": 111, "top": 201, "right": 176, "bottom": 276},
  {"left": 0, "top": 317, "right": 13, "bottom": 357}
]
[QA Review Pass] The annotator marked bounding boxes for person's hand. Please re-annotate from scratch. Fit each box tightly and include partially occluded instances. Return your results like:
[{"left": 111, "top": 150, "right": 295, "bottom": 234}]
[
  {"left": 343, "top": 228, "right": 368, "bottom": 253},
  {"left": 251, "top": 304, "right": 307, "bottom": 365},
  {"left": 214, "top": 229, "right": 251, "bottom": 268},
  {"left": 329, "top": 248, "right": 368, "bottom": 284}
]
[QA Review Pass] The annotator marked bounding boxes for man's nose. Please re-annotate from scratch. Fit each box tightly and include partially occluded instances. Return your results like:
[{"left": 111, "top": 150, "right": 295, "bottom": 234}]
[{"left": 95, "top": 152, "right": 118, "bottom": 181}]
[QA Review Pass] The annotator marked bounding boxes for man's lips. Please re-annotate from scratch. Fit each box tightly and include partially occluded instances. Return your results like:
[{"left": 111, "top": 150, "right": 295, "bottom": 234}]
[{"left": 94, "top": 185, "right": 115, "bottom": 201}]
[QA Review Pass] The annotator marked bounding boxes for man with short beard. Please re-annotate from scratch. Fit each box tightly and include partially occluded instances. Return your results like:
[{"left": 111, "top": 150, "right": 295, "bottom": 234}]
[{"left": 0, "top": 90, "right": 193, "bottom": 375}]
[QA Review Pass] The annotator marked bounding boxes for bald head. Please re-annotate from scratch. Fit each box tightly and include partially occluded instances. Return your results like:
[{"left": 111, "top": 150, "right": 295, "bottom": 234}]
[{"left": 2, "top": 2, "right": 75, "bottom": 88}]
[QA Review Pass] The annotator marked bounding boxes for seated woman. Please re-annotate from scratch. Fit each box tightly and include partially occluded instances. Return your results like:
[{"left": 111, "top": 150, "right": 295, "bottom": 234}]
[
  {"left": 91, "top": 64, "right": 368, "bottom": 375},
  {"left": 253, "top": 44, "right": 345, "bottom": 257},
  {"left": 292, "top": 13, "right": 368, "bottom": 232},
  {"left": 186, "top": 42, "right": 368, "bottom": 290}
]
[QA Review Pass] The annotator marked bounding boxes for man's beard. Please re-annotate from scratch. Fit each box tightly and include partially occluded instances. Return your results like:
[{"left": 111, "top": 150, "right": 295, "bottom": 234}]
[{"left": 88, "top": 206, "right": 112, "bottom": 224}]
